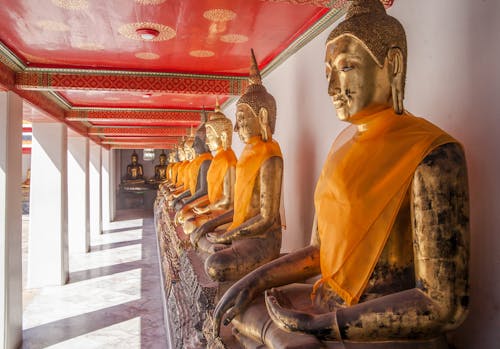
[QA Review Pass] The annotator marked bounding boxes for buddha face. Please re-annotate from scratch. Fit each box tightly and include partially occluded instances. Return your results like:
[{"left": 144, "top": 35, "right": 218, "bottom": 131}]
[
  {"left": 159, "top": 155, "right": 166, "bottom": 165},
  {"left": 178, "top": 148, "right": 186, "bottom": 161},
  {"left": 131, "top": 154, "right": 138, "bottom": 165},
  {"left": 206, "top": 126, "right": 222, "bottom": 151},
  {"left": 235, "top": 104, "right": 261, "bottom": 143},
  {"left": 325, "top": 36, "right": 392, "bottom": 123}
]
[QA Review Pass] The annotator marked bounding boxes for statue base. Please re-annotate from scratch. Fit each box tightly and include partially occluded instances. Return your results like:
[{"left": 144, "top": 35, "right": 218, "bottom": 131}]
[{"left": 154, "top": 188, "right": 242, "bottom": 349}]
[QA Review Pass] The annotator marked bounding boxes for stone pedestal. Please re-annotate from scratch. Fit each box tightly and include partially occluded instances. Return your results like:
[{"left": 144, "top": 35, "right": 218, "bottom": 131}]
[{"left": 154, "top": 187, "right": 241, "bottom": 349}]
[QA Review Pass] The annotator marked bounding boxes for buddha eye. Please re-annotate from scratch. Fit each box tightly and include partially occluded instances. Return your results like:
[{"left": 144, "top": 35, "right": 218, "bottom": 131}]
[{"left": 340, "top": 66, "right": 353, "bottom": 72}]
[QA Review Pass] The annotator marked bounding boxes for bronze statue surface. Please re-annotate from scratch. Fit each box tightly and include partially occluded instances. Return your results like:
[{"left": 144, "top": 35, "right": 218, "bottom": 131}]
[
  {"left": 212, "top": 1, "right": 470, "bottom": 348},
  {"left": 196, "top": 50, "right": 284, "bottom": 284}
]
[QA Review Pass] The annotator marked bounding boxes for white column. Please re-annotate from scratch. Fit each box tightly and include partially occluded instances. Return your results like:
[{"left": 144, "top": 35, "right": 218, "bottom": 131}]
[
  {"left": 28, "top": 122, "right": 68, "bottom": 287},
  {"left": 89, "top": 142, "right": 102, "bottom": 235},
  {"left": 110, "top": 149, "right": 117, "bottom": 221},
  {"left": 101, "top": 147, "right": 111, "bottom": 226},
  {"left": 67, "top": 135, "right": 89, "bottom": 253},
  {"left": 0, "top": 92, "right": 23, "bottom": 349}
]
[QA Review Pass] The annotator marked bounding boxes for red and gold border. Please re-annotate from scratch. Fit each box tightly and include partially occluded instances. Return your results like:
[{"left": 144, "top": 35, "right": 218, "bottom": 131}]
[
  {"left": 16, "top": 70, "right": 248, "bottom": 96},
  {"left": 88, "top": 126, "right": 190, "bottom": 137}
]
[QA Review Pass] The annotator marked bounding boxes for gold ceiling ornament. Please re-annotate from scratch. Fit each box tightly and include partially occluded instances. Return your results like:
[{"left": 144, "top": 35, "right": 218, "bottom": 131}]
[
  {"left": 73, "top": 42, "right": 105, "bottom": 51},
  {"left": 118, "top": 22, "right": 176, "bottom": 42},
  {"left": 220, "top": 34, "right": 248, "bottom": 44},
  {"left": 36, "top": 20, "right": 70, "bottom": 32},
  {"left": 135, "top": 52, "right": 160, "bottom": 60},
  {"left": 51, "top": 0, "right": 89, "bottom": 10},
  {"left": 203, "top": 9, "right": 237, "bottom": 22},
  {"left": 189, "top": 50, "right": 215, "bottom": 58},
  {"left": 134, "top": 0, "right": 166, "bottom": 4}
]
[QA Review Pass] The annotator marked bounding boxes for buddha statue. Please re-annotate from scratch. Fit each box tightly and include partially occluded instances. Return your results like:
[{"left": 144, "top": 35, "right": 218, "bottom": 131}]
[
  {"left": 167, "top": 140, "right": 190, "bottom": 193},
  {"left": 196, "top": 50, "right": 284, "bottom": 283},
  {"left": 212, "top": 2, "right": 470, "bottom": 348},
  {"left": 172, "top": 113, "right": 213, "bottom": 211},
  {"left": 177, "top": 100, "right": 237, "bottom": 235},
  {"left": 21, "top": 168, "right": 31, "bottom": 188},
  {"left": 125, "top": 150, "right": 144, "bottom": 181},
  {"left": 154, "top": 151, "right": 168, "bottom": 182}
]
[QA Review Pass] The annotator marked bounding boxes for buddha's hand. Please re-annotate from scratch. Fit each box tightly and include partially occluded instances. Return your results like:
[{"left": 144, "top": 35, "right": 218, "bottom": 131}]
[
  {"left": 213, "top": 278, "right": 257, "bottom": 337},
  {"left": 191, "top": 224, "right": 210, "bottom": 247},
  {"left": 265, "top": 288, "right": 338, "bottom": 339}
]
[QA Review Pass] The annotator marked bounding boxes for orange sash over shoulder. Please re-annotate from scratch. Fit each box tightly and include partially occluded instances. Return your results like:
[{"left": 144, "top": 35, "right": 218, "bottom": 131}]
[
  {"left": 207, "top": 148, "right": 237, "bottom": 204},
  {"left": 188, "top": 152, "right": 213, "bottom": 194},
  {"left": 228, "top": 137, "right": 282, "bottom": 231},
  {"left": 166, "top": 163, "right": 173, "bottom": 181},
  {"left": 313, "top": 108, "right": 457, "bottom": 305},
  {"left": 176, "top": 161, "right": 189, "bottom": 186},
  {"left": 170, "top": 162, "right": 180, "bottom": 184},
  {"left": 182, "top": 161, "right": 192, "bottom": 188}
]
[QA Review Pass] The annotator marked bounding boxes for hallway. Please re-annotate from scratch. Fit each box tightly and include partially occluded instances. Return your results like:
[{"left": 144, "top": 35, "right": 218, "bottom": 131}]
[{"left": 21, "top": 209, "right": 168, "bottom": 349}]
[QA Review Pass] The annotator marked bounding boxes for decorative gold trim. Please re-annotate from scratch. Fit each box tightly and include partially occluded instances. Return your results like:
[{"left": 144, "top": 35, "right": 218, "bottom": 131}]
[
  {"left": 220, "top": 34, "right": 248, "bottom": 44},
  {"left": 0, "top": 42, "right": 26, "bottom": 71},
  {"left": 70, "top": 107, "right": 205, "bottom": 113},
  {"left": 118, "top": 22, "right": 176, "bottom": 42},
  {"left": 203, "top": 9, "right": 237, "bottom": 22},
  {"left": 51, "top": 0, "right": 89, "bottom": 10},
  {"left": 46, "top": 91, "right": 72, "bottom": 109},
  {"left": 135, "top": 52, "right": 160, "bottom": 60},
  {"left": 189, "top": 50, "right": 215, "bottom": 58}
]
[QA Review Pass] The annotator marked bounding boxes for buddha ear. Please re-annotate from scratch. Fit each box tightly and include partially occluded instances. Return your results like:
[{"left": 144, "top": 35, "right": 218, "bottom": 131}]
[
  {"left": 258, "top": 108, "right": 271, "bottom": 142},
  {"left": 220, "top": 131, "right": 228, "bottom": 151},
  {"left": 387, "top": 47, "right": 404, "bottom": 114}
]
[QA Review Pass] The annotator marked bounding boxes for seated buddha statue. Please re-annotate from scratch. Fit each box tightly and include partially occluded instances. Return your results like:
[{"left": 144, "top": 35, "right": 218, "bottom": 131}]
[
  {"left": 124, "top": 150, "right": 144, "bottom": 183},
  {"left": 176, "top": 101, "right": 237, "bottom": 234},
  {"left": 21, "top": 168, "right": 31, "bottom": 188},
  {"left": 212, "top": 2, "right": 470, "bottom": 348},
  {"left": 126, "top": 151, "right": 144, "bottom": 180},
  {"left": 154, "top": 151, "right": 168, "bottom": 182},
  {"left": 196, "top": 50, "right": 284, "bottom": 283},
  {"left": 172, "top": 113, "right": 213, "bottom": 211},
  {"left": 167, "top": 140, "right": 190, "bottom": 193}
]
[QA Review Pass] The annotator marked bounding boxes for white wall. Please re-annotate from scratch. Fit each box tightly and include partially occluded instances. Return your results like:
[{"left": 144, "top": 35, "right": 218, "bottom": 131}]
[{"left": 223, "top": 1, "right": 499, "bottom": 347}]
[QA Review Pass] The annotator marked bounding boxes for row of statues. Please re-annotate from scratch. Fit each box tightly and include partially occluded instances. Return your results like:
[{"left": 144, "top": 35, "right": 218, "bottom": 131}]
[{"left": 156, "top": 1, "right": 470, "bottom": 347}]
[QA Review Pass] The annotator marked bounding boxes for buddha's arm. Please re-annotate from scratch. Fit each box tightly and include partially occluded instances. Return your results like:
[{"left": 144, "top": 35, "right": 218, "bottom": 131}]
[
  {"left": 211, "top": 166, "right": 235, "bottom": 210},
  {"left": 335, "top": 143, "right": 470, "bottom": 340},
  {"left": 214, "top": 245, "right": 321, "bottom": 336},
  {"left": 138, "top": 165, "right": 143, "bottom": 177},
  {"left": 190, "top": 210, "right": 234, "bottom": 247},
  {"left": 212, "top": 156, "right": 282, "bottom": 243},
  {"left": 182, "top": 159, "right": 211, "bottom": 205}
]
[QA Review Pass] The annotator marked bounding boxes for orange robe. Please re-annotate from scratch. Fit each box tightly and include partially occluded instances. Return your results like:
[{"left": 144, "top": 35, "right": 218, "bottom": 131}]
[{"left": 314, "top": 108, "right": 457, "bottom": 305}]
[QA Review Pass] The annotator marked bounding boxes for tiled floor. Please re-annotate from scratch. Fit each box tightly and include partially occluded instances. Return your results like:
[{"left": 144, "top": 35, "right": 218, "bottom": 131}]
[{"left": 21, "top": 209, "right": 168, "bottom": 349}]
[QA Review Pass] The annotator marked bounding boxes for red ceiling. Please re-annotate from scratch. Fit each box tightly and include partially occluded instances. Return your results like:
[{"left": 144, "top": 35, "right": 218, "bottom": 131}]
[
  {"left": 0, "top": 0, "right": 357, "bottom": 148},
  {"left": 0, "top": 0, "right": 327, "bottom": 74},
  {"left": 59, "top": 90, "right": 230, "bottom": 109}
]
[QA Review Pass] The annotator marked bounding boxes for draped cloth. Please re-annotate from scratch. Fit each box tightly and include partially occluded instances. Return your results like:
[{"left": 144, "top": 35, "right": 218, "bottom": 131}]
[
  {"left": 207, "top": 148, "right": 237, "bottom": 204},
  {"left": 166, "top": 163, "right": 173, "bottom": 181},
  {"left": 170, "top": 162, "right": 180, "bottom": 184},
  {"left": 188, "top": 152, "right": 213, "bottom": 194},
  {"left": 228, "top": 137, "right": 283, "bottom": 231},
  {"left": 313, "top": 108, "right": 457, "bottom": 305},
  {"left": 176, "top": 161, "right": 189, "bottom": 186}
]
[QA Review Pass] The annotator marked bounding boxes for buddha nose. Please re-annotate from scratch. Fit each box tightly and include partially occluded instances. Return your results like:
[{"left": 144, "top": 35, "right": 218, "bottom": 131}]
[
  {"left": 328, "top": 76, "right": 340, "bottom": 96},
  {"left": 234, "top": 123, "right": 239, "bottom": 132}
]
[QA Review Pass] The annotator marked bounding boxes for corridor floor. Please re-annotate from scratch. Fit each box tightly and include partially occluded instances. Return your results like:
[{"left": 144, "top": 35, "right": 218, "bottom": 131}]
[{"left": 21, "top": 209, "right": 168, "bottom": 349}]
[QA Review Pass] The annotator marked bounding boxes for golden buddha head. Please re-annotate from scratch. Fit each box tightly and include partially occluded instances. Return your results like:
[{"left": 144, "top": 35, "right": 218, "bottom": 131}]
[
  {"left": 131, "top": 151, "right": 139, "bottom": 165},
  {"left": 325, "top": 0, "right": 406, "bottom": 121},
  {"left": 159, "top": 151, "right": 167, "bottom": 165},
  {"left": 206, "top": 99, "right": 233, "bottom": 151},
  {"left": 235, "top": 49, "right": 276, "bottom": 143},
  {"left": 177, "top": 140, "right": 187, "bottom": 161},
  {"left": 184, "top": 133, "right": 196, "bottom": 160},
  {"left": 193, "top": 110, "right": 212, "bottom": 154}
]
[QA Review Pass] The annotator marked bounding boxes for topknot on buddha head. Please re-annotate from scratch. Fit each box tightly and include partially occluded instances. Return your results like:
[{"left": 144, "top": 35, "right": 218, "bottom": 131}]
[
  {"left": 206, "top": 98, "right": 233, "bottom": 149},
  {"left": 193, "top": 110, "right": 211, "bottom": 154},
  {"left": 237, "top": 49, "right": 277, "bottom": 135}
]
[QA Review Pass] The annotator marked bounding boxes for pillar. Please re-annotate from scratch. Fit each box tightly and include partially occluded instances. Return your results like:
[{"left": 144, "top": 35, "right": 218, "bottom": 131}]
[
  {"left": 101, "top": 148, "right": 116, "bottom": 226},
  {"left": 0, "top": 92, "right": 22, "bottom": 349},
  {"left": 28, "top": 122, "right": 68, "bottom": 287},
  {"left": 67, "top": 135, "right": 89, "bottom": 253},
  {"left": 89, "top": 142, "right": 102, "bottom": 235}
]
